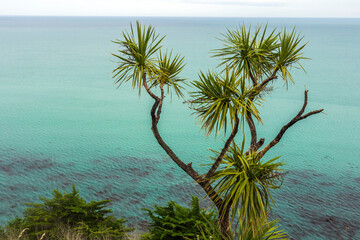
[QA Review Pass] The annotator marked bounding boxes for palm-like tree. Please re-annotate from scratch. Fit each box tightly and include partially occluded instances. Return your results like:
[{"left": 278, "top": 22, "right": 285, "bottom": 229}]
[{"left": 113, "top": 22, "right": 323, "bottom": 239}]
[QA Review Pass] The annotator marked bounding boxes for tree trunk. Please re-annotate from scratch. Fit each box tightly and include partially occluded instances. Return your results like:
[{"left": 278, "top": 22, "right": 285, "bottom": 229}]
[{"left": 218, "top": 205, "right": 231, "bottom": 240}]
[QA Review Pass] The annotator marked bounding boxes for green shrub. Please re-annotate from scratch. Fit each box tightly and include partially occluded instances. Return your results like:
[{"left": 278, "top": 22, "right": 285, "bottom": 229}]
[
  {"left": 141, "top": 196, "right": 217, "bottom": 240},
  {"left": 1, "top": 185, "right": 133, "bottom": 240}
]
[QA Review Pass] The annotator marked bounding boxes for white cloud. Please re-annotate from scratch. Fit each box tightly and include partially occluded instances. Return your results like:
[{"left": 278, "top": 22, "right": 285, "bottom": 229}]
[{"left": 0, "top": 0, "right": 358, "bottom": 17}]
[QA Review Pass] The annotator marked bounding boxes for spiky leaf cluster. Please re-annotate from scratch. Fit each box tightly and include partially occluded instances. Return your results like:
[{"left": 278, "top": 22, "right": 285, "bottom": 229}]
[
  {"left": 190, "top": 67, "right": 260, "bottom": 136},
  {"left": 154, "top": 51, "right": 186, "bottom": 98},
  {"left": 209, "top": 143, "right": 284, "bottom": 229},
  {"left": 112, "top": 21, "right": 186, "bottom": 98},
  {"left": 213, "top": 25, "right": 308, "bottom": 85}
]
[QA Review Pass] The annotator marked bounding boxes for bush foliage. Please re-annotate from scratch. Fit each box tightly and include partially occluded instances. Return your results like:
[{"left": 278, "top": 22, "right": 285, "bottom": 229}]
[
  {"left": 141, "top": 196, "right": 217, "bottom": 240},
  {"left": 0, "top": 185, "right": 132, "bottom": 240}
]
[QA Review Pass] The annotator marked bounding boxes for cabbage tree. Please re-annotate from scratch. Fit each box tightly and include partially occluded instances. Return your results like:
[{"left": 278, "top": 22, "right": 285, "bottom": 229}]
[{"left": 112, "top": 22, "right": 323, "bottom": 239}]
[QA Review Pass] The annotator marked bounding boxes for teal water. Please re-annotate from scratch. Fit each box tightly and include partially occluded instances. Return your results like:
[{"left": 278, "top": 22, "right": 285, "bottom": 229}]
[{"left": 0, "top": 17, "right": 359, "bottom": 239}]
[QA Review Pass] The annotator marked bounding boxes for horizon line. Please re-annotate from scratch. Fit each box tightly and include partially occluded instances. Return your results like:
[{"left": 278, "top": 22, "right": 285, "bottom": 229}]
[{"left": 0, "top": 15, "right": 359, "bottom": 19}]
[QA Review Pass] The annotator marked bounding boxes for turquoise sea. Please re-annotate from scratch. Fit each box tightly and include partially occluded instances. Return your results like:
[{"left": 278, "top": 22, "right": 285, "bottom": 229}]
[{"left": 0, "top": 17, "right": 359, "bottom": 239}]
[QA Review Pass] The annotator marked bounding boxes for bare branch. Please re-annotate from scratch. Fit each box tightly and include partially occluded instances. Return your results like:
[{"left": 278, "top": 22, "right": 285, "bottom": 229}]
[
  {"left": 142, "top": 73, "right": 160, "bottom": 101},
  {"left": 253, "top": 138, "right": 265, "bottom": 152},
  {"left": 245, "top": 66, "right": 260, "bottom": 151},
  {"left": 141, "top": 72, "right": 229, "bottom": 213},
  {"left": 246, "top": 112, "right": 258, "bottom": 151},
  {"left": 258, "top": 89, "right": 324, "bottom": 159},
  {"left": 296, "top": 89, "right": 308, "bottom": 117},
  {"left": 257, "top": 68, "right": 279, "bottom": 91},
  {"left": 245, "top": 68, "right": 278, "bottom": 152},
  {"left": 143, "top": 74, "right": 227, "bottom": 216},
  {"left": 155, "top": 84, "right": 165, "bottom": 123},
  {"left": 206, "top": 113, "right": 240, "bottom": 179},
  {"left": 150, "top": 104, "right": 201, "bottom": 181},
  {"left": 142, "top": 74, "right": 203, "bottom": 185},
  {"left": 299, "top": 109, "right": 324, "bottom": 120}
]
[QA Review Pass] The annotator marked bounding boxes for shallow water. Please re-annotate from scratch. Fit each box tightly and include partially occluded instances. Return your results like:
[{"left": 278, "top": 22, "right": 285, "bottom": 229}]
[{"left": 0, "top": 17, "right": 359, "bottom": 239}]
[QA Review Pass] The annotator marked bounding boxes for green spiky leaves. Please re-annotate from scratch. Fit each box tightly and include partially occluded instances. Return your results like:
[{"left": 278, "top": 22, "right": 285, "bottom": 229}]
[
  {"left": 154, "top": 51, "right": 186, "bottom": 98},
  {"left": 209, "top": 143, "right": 284, "bottom": 229},
  {"left": 213, "top": 24, "right": 308, "bottom": 86},
  {"left": 190, "top": 67, "right": 261, "bottom": 136},
  {"left": 112, "top": 21, "right": 164, "bottom": 93},
  {"left": 112, "top": 21, "right": 186, "bottom": 98},
  {"left": 275, "top": 28, "right": 309, "bottom": 83}
]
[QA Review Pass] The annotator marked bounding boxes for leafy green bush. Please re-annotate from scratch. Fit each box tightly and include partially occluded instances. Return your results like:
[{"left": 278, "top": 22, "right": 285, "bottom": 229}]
[
  {"left": 0, "top": 185, "right": 133, "bottom": 239},
  {"left": 141, "top": 196, "right": 217, "bottom": 240}
]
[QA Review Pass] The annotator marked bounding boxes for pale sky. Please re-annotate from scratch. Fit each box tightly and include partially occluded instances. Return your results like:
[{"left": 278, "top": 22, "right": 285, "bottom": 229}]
[{"left": 0, "top": 0, "right": 359, "bottom": 18}]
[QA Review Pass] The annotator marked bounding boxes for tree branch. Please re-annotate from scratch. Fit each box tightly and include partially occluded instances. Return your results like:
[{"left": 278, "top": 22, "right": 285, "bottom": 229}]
[
  {"left": 258, "top": 90, "right": 324, "bottom": 159},
  {"left": 150, "top": 110, "right": 201, "bottom": 179},
  {"left": 253, "top": 138, "right": 265, "bottom": 151},
  {"left": 246, "top": 111, "right": 258, "bottom": 152},
  {"left": 206, "top": 113, "right": 240, "bottom": 179},
  {"left": 245, "top": 68, "right": 278, "bottom": 153},
  {"left": 142, "top": 74, "right": 202, "bottom": 182},
  {"left": 257, "top": 68, "right": 279, "bottom": 91},
  {"left": 142, "top": 73, "right": 226, "bottom": 219},
  {"left": 245, "top": 67, "right": 260, "bottom": 151},
  {"left": 155, "top": 84, "right": 165, "bottom": 123},
  {"left": 142, "top": 73, "right": 160, "bottom": 101}
]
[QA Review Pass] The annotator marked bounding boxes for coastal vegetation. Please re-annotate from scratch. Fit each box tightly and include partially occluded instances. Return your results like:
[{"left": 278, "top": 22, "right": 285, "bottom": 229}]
[
  {"left": 111, "top": 21, "right": 323, "bottom": 239},
  {"left": 0, "top": 188, "right": 287, "bottom": 239},
  {"left": 141, "top": 196, "right": 217, "bottom": 240},
  {"left": 1, "top": 21, "right": 324, "bottom": 240},
  {"left": 0, "top": 186, "right": 132, "bottom": 240}
]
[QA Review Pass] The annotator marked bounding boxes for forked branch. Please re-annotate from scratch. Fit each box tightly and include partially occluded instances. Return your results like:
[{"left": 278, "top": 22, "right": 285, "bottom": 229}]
[
  {"left": 142, "top": 74, "right": 226, "bottom": 211},
  {"left": 258, "top": 89, "right": 323, "bottom": 158},
  {"left": 142, "top": 75, "right": 201, "bottom": 181},
  {"left": 142, "top": 74, "right": 159, "bottom": 101},
  {"left": 246, "top": 68, "right": 279, "bottom": 152},
  {"left": 206, "top": 113, "right": 240, "bottom": 179}
]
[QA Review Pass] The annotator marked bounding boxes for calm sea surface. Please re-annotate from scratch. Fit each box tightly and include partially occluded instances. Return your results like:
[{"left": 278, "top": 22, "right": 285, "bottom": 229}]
[{"left": 0, "top": 17, "right": 359, "bottom": 239}]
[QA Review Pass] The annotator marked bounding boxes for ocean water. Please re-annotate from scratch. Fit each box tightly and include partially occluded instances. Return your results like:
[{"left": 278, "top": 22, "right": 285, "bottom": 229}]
[{"left": 0, "top": 17, "right": 359, "bottom": 239}]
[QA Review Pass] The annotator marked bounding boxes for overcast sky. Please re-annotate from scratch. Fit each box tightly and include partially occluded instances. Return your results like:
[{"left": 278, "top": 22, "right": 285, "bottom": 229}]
[{"left": 0, "top": 0, "right": 359, "bottom": 18}]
